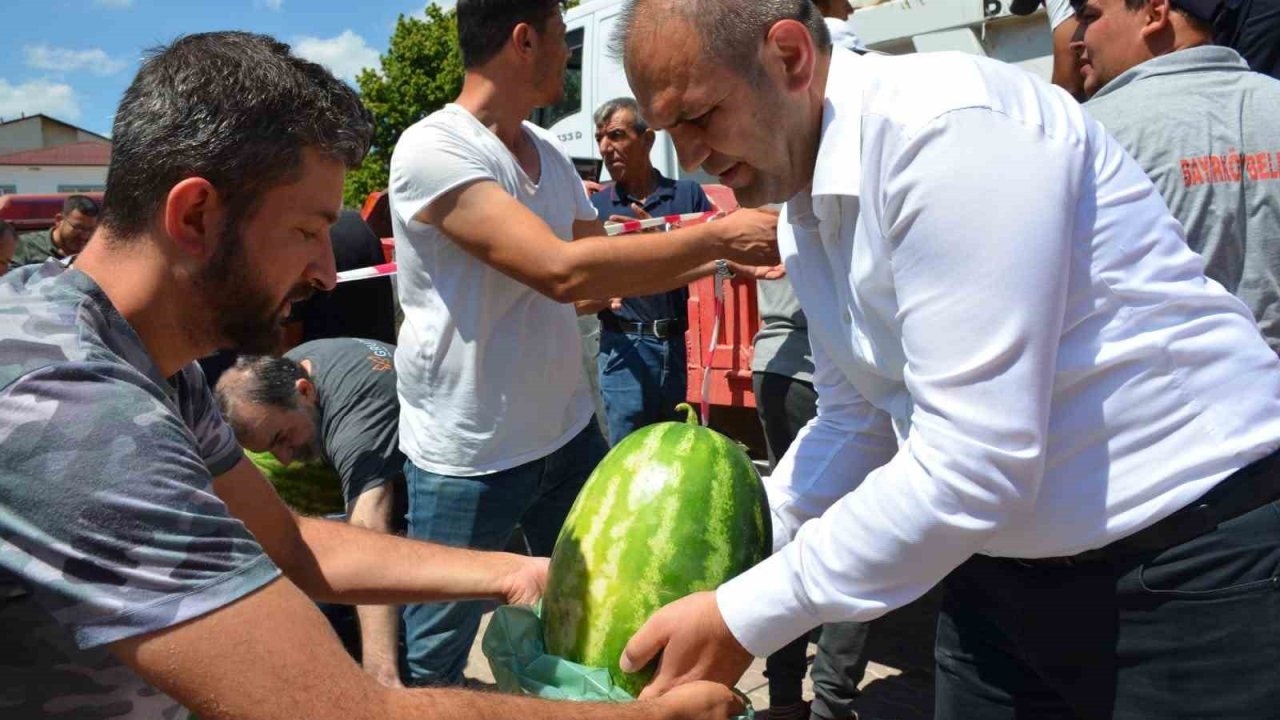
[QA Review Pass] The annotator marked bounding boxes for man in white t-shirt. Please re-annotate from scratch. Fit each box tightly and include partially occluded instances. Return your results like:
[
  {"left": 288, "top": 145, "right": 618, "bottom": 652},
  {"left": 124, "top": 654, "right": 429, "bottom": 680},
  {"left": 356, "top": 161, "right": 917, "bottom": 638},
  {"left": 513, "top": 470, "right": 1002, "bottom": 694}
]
[
  {"left": 388, "top": 0, "right": 781, "bottom": 689},
  {"left": 1011, "top": 0, "right": 1087, "bottom": 98},
  {"left": 813, "top": 0, "right": 866, "bottom": 52}
]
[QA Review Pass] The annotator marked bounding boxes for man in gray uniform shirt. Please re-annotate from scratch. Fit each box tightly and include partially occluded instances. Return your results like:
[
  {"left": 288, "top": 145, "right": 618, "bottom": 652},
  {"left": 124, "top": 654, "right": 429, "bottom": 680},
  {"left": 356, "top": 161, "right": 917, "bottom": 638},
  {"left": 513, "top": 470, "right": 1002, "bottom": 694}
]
[{"left": 1074, "top": 0, "right": 1280, "bottom": 351}]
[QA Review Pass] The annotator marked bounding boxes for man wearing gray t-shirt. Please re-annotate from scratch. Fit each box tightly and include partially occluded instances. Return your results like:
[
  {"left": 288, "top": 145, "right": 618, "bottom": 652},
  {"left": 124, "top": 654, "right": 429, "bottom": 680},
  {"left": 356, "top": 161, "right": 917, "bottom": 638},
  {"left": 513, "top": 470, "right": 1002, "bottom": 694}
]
[{"left": 1076, "top": 0, "right": 1280, "bottom": 352}]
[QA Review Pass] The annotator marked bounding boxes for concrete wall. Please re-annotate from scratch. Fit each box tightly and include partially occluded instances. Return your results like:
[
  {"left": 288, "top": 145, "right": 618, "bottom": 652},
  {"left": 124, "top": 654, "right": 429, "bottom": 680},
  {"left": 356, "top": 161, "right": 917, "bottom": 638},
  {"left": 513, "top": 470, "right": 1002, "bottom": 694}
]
[
  {"left": 0, "top": 165, "right": 108, "bottom": 195},
  {"left": 0, "top": 118, "right": 44, "bottom": 155},
  {"left": 41, "top": 123, "right": 79, "bottom": 149}
]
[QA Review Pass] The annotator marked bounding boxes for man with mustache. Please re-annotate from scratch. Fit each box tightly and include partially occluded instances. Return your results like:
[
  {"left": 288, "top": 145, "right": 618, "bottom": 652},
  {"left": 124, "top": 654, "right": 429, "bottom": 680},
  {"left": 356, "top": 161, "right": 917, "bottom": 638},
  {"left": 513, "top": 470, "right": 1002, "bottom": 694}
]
[{"left": 589, "top": 96, "right": 713, "bottom": 447}]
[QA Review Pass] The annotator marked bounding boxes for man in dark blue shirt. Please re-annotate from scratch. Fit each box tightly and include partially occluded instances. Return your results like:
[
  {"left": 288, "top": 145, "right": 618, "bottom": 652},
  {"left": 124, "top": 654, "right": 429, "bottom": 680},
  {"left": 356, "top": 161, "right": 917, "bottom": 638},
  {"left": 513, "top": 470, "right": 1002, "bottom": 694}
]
[{"left": 590, "top": 97, "right": 713, "bottom": 446}]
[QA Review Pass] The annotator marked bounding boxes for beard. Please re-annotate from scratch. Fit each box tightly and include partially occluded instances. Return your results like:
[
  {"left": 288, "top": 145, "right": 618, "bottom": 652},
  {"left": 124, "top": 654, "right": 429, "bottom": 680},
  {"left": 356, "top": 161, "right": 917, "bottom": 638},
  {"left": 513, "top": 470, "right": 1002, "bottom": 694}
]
[{"left": 197, "top": 224, "right": 315, "bottom": 355}]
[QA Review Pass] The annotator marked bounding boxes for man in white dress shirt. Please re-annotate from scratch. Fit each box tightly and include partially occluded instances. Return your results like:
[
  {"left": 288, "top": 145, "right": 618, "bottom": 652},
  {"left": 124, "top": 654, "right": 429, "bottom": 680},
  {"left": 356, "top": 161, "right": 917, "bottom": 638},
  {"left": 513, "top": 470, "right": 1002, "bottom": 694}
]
[{"left": 610, "top": 1, "right": 1280, "bottom": 717}]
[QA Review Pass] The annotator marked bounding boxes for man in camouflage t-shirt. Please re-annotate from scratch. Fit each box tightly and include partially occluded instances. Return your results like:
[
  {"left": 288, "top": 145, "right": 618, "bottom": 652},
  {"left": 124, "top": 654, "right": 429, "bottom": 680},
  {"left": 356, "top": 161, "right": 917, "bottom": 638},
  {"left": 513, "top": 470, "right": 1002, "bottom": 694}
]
[
  {"left": 0, "top": 263, "right": 278, "bottom": 718},
  {"left": 0, "top": 29, "right": 732, "bottom": 720}
]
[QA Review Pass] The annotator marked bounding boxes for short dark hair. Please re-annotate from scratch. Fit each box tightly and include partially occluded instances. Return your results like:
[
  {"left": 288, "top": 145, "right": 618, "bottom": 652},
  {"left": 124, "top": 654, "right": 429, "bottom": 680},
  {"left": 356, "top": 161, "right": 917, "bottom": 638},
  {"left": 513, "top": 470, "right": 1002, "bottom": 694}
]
[
  {"left": 457, "top": 0, "right": 562, "bottom": 68},
  {"left": 1074, "top": 0, "right": 1215, "bottom": 29},
  {"left": 612, "top": 0, "right": 831, "bottom": 77},
  {"left": 215, "top": 355, "right": 307, "bottom": 424},
  {"left": 593, "top": 97, "right": 651, "bottom": 134},
  {"left": 61, "top": 194, "right": 99, "bottom": 217},
  {"left": 102, "top": 31, "right": 373, "bottom": 240}
]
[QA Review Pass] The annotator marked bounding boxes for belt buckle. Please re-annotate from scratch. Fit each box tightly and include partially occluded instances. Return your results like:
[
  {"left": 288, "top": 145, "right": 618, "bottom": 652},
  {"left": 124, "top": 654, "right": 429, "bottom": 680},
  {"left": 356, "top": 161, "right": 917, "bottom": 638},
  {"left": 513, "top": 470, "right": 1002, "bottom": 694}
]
[{"left": 651, "top": 320, "right": 668, "bottom": 339}]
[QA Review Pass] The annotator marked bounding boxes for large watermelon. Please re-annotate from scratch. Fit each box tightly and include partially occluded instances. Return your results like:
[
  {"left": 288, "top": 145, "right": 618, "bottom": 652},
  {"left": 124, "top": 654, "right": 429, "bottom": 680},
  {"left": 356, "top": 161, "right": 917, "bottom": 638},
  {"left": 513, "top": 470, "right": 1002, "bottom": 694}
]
[
  {"left": 244, "top": 449, "right": 345, "bottom": 516},
  {"left": 541, "top": 403, "right": 771, "bottom": 697}
]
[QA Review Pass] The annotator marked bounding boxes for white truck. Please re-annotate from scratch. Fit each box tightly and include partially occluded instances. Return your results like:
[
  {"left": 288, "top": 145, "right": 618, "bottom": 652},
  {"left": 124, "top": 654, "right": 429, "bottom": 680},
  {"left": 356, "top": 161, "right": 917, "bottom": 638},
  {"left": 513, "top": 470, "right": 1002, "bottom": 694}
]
[{"left": 534, "top": 0, "right": 1056, "bottom": 180}]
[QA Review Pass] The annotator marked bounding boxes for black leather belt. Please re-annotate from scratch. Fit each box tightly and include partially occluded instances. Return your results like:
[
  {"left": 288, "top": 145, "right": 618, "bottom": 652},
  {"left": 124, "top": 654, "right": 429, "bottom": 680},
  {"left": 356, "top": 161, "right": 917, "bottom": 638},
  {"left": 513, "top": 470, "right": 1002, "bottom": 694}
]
[
  {"left": 600, "top": 316, "right": 686, "bottom": 340},
  {"left": 1014, "top": 446, "right": 1280, "bottom": 567}
]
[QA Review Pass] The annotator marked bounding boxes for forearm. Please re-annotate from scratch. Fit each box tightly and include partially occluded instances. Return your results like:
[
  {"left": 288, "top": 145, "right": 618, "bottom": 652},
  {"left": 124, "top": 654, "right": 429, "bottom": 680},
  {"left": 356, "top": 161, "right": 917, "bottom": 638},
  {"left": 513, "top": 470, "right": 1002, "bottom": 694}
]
[
  {"left": 548, "top": 223, "right": 725, "bottom": 301},
  {"left": 574, "top": 298, "right": 612, "bottom": 315},
  {"left": 287, "top": 516, "right": 518, "bottom": 604},
  {"left": 389, "top": 689, "right": 671, "bottom": 720},
  {"left": 356, "top": 603, "right": 401, "bottom": 685}
]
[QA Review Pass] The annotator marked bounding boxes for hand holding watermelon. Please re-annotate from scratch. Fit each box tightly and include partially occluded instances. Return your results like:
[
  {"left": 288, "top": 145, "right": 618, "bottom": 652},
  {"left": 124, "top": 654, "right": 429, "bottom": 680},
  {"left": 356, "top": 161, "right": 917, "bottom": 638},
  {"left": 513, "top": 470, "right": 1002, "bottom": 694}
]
[
  {"left": 620, "top": 590, "right": 754, "bottom": 700},
  {"left": 495, "top": 554, "right": 550, "bottom": 606},
  {"left": 648, "top": 681, "right": 747, "bottom": 719}
]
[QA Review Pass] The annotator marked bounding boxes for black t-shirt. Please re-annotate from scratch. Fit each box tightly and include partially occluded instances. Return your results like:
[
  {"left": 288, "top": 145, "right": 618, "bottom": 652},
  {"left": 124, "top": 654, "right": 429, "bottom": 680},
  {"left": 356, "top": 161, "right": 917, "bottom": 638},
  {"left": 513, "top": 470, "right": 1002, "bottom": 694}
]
[
  {"left": 293, "top": 210, "right": 397, "bottom": 345},
  {"left": 285, "top": 338, "right": 403, "bottom": 507}
]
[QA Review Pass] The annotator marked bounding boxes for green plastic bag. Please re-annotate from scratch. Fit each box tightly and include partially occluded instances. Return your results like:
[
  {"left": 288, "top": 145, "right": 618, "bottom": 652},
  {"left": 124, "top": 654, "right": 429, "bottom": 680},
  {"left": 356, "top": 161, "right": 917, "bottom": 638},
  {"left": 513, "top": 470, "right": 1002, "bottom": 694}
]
[{"left": 482, "top": 605, "right": 754, "bottom": 718}]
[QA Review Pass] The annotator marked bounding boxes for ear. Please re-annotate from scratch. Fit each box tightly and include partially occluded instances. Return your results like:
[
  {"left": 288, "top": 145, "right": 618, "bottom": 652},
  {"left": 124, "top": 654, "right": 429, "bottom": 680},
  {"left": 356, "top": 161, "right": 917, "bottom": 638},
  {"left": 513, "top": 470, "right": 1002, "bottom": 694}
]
[
  {"left": 763, "top": 19, "right": 820, "bottom": 94},
  {"left": 642, "top": 128, "right": 657, "bottom": 151},
  {"left": 511, "top": 22, "right": 538, "bottom": 62},
  {"left": 1141, "top": 0, "right": 1173, "bottom": 37},
  {"left": 53, "top": 212, "right": 64, "bottom": 225},
  {"left": 163, "top": 177, "right": 224, "bottom": 262},
  {"left": 295, "top": 377, "right": 316, "bottom": 402}
]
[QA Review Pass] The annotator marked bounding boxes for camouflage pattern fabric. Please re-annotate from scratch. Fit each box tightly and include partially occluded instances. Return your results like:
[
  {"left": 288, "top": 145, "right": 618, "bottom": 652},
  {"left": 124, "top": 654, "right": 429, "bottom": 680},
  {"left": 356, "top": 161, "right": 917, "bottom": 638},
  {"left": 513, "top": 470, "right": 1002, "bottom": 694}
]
[{"left": 0, "top": 262, "right": 282, "bottom": 719}]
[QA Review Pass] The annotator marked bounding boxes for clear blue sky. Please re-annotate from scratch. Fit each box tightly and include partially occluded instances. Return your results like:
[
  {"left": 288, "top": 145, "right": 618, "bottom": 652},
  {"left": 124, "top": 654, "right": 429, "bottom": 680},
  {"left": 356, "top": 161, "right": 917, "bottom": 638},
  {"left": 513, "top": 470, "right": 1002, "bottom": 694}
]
[{"left": 1, "top": 0, "right": 457, "bottom": 137}]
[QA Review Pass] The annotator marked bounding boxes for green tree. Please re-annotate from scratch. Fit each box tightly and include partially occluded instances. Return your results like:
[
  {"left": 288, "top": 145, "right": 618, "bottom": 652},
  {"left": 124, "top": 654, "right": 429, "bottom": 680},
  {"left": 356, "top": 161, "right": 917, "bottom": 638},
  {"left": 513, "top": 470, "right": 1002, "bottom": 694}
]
[{"left": 343, "top": 4, "right": 464, "bottom": 208}]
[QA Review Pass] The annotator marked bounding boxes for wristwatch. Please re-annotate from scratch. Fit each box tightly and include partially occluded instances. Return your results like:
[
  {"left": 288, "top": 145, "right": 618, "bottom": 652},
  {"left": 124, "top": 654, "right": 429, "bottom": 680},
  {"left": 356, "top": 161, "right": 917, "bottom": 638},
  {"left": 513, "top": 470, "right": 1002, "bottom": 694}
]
[{"left": 715, "top": 259, "right": 735, "bottom": 279}]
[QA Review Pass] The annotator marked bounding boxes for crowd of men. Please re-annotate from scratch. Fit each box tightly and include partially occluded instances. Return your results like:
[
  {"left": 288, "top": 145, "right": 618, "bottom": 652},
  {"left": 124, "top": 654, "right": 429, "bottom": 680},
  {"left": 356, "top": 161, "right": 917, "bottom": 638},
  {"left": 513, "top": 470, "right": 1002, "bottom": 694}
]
[{"left": 1, "top": 0, "right": 1279, "bottom": 719}]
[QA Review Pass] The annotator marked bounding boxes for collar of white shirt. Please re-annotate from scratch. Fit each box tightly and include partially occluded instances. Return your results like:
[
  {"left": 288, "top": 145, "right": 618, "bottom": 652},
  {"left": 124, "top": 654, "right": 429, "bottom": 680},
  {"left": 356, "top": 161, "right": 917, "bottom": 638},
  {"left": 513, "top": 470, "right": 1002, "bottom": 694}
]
[{"left": 811, "top": 48, "right": 867, "bottom": 202}]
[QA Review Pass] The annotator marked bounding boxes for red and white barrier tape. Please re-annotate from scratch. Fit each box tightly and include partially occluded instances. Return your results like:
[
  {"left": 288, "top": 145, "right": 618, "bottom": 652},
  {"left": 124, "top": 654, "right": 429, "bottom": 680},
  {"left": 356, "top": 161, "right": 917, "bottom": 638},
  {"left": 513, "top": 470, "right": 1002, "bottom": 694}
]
[
  {"left": 602, "top": 210, "right": 718, "bottom": 236},
  {"left": 700, "top": 269, "right": 731, "bottom": 426},
  {"left": 334, "top": 262, "right": 398, "bottom": 284},
  {"left": 336, "top": 210, "right": 721, "bottom": 284}
]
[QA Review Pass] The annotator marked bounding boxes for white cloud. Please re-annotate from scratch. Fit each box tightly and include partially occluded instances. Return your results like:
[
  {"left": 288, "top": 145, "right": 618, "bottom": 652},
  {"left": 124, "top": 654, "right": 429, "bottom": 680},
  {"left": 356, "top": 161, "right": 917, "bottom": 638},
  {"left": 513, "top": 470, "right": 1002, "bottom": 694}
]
[
  {"left": 265, "top": 0, "right": 284, "bottom": 9},
  {"left": 24, "top": 45, "right": 127, "bottom": 76},
  {"left": 94, "top": 0, "right": 134, "bottom": 7},
  {"left": 0, "top": 79, "right": 81, "bottom": 122},
  {"left": 293, "top": 30, "right": 380, "bottom": 83}
]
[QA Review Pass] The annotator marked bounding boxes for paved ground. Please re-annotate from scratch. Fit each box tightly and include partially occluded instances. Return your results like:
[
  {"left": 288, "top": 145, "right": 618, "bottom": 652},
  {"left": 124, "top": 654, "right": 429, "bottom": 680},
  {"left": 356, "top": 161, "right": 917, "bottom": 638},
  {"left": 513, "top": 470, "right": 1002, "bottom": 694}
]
[{"left": 465, "top": 588, "right": 940, "bottom": 719}]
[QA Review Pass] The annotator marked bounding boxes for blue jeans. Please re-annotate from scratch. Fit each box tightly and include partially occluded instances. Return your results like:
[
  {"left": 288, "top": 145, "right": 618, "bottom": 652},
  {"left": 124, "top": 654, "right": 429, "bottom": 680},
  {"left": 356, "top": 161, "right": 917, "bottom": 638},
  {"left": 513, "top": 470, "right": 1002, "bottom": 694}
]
[
  {"left": 400, "top": 421, "right": 607, "bottom": 686},
  {"left": 597, "top": 330, "right": 687, "bottom": 446}
]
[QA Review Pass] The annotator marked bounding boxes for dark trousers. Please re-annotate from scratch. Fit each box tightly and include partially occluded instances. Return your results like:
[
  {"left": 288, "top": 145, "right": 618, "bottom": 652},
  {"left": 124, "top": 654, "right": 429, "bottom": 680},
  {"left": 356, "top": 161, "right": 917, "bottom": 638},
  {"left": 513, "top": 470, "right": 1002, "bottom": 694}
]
[
  {"left": 936, "top": 499, "right": 1280, "bottom": 719},
  {"left": 754, "top": 371, "right": 872, "bottom": 718}
]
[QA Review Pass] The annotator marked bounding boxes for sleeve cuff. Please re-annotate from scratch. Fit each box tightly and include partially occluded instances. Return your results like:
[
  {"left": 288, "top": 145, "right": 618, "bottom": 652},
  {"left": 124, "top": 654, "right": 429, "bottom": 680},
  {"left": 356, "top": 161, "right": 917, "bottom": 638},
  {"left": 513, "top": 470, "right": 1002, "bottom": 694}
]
[{"left": 715, "top": 548, "right": 824, "bottom": 657}]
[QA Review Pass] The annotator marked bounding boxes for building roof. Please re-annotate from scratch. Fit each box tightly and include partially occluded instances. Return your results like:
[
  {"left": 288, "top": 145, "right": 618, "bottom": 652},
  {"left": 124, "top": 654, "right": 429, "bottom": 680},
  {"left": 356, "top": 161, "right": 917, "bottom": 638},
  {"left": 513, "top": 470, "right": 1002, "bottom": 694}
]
[
  {"left": 0, "top": 113, "right": 111, "bottom": 144},
  {"left": 0, "top": 141, "right": 112, "bottom": 167}
]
